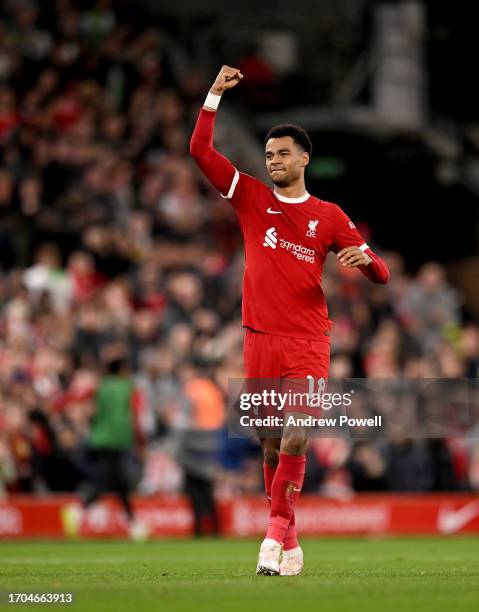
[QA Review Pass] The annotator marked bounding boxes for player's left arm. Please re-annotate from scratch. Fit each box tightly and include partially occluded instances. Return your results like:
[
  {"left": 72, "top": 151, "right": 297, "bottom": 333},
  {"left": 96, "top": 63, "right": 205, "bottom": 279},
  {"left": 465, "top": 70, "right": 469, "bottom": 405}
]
[
  {"left": 190, "top": 66, "right": 243, "bottom": 200},
  {"left": 331, "top": 205, "right": 390, "bottom": 284}
]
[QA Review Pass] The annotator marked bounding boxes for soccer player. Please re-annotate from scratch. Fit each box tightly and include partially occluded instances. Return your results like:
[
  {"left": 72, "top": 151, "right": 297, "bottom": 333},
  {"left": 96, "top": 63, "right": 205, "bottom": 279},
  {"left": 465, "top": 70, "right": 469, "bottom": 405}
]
[
  {"left": 190, "top": 66, "right": 390, "bottom": 576},
  {"left": 61, "top": 350, "right": 148, "bottom": 542}
]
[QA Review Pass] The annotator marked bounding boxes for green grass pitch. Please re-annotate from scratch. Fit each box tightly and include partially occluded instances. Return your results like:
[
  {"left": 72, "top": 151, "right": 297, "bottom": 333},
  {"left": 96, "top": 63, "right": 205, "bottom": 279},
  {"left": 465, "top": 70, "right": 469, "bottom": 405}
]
[{"left": 1, "top": 537, "right": 478, "bottom": 611}]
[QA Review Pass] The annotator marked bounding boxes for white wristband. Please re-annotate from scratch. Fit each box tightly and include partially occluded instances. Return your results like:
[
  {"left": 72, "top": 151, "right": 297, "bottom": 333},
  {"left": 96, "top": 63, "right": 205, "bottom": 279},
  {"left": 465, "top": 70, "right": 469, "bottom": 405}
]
[{"left": 204, "top": 91, "right": 222, "bottom": 110}]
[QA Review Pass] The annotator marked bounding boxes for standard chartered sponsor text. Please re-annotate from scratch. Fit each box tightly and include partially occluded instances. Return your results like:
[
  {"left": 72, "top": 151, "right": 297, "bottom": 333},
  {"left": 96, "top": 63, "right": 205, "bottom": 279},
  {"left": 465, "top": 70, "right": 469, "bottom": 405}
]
[{"left": 279, "top": 238, "right": 315, "bottom": 263}]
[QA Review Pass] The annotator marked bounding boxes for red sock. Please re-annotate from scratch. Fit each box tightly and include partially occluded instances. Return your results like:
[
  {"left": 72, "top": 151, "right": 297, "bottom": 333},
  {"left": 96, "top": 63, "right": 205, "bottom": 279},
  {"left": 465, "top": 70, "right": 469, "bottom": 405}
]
[
  {"left": 263, "top": 463, "right": 276, "bottom": 505},
  {"left": 283, "top": 512, "right": 299, "bottom": 551},
  {"left": 266, "top": 453, "right": 305, "bottom": 544},
  {"left": 263, "top": 463, "right": 299, "bottom": 550}
]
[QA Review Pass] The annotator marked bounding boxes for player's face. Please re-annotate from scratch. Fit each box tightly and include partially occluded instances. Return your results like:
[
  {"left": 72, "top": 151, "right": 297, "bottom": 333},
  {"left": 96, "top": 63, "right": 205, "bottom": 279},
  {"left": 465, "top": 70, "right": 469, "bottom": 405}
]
[{"left": 265, "top": 136, "right": 309, "bottom": 187}]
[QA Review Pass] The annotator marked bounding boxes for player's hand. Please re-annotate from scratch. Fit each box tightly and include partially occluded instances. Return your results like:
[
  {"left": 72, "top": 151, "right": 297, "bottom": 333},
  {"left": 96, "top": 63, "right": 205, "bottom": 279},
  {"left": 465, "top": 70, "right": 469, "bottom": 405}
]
[
  {"left": 210, "top": 65, "right": 244, "bottom": 95},
  {"left": 337, "top": 246, "right": 372, "bottom": 268}
]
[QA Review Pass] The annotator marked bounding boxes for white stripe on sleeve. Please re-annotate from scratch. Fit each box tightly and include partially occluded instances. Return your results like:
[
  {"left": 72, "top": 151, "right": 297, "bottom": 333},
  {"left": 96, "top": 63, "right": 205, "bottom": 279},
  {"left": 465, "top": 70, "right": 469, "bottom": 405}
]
[
  {"left": 220, "top": 168, "right": 240, "bottom": 200},
  {"left": 359, "top": 243, "right": 369, "bottom": 252}
]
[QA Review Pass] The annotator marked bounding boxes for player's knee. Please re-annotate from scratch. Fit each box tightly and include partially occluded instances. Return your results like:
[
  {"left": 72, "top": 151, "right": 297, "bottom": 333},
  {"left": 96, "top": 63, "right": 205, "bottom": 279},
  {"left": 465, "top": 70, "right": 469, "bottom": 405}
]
[{"left": 281, "top": 432, "right": 308, "bottom": 456}]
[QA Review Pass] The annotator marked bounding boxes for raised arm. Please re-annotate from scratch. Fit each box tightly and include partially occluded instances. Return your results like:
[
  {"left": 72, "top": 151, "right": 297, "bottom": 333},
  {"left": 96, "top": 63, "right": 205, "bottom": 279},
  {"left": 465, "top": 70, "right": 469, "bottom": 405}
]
[{"left": 190, "top": 66, "right": 243, "bottom": 198}]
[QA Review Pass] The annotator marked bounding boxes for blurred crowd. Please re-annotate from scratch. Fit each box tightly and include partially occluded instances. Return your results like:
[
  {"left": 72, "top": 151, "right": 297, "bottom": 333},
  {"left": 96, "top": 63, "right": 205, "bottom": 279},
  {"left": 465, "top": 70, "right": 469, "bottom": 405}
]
[{"left": 1, "top": 0, "right": 479, "bottom": 501}]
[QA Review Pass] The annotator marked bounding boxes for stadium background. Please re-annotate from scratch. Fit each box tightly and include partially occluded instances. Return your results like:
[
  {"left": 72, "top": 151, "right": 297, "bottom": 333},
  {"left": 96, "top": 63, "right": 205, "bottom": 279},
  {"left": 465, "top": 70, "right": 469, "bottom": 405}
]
[{"left": 1, "top": 0, "right": 479, "bottom": 538}]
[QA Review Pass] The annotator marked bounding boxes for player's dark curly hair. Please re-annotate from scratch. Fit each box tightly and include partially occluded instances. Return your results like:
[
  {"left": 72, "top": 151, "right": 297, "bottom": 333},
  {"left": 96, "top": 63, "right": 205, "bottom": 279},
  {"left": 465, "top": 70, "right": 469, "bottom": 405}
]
[{"left": 265, "top": 124, "right": 312, "bottom": 157}]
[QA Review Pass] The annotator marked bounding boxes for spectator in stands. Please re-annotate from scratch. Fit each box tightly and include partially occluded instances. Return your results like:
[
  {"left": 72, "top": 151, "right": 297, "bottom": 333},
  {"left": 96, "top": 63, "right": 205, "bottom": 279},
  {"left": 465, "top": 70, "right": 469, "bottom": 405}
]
[
  {"left": 169, "top": 362, "right": 224, "bottom": 537},
  {"left": 0, "top": 434, "right": 17, "bottom": 497},
  {"left": 398, "top": 262, "right": 461, "bottom": 352}
]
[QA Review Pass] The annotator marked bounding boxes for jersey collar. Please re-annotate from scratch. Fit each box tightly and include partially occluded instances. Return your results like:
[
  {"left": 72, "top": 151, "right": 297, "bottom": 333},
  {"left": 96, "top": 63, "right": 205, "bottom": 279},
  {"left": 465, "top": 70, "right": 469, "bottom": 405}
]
[{"left": 273, "top": 190, "right": 310, "bottom": 204}]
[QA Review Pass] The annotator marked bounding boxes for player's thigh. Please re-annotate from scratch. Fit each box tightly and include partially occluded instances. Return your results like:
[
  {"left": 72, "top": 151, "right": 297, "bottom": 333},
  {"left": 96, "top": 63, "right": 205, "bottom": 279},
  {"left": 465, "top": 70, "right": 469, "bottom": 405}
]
[
  {"left": 280, "top": 337, "right": 330, "bottom": 418},
  {"left": 110, "top": 450, "right": 131, "bottom": 491},
  {"left": 89, "top": 448, "right": 110, "bottom": 485},
  {"left": 243, "top": 330, "right": 283, "bottom": 432}
]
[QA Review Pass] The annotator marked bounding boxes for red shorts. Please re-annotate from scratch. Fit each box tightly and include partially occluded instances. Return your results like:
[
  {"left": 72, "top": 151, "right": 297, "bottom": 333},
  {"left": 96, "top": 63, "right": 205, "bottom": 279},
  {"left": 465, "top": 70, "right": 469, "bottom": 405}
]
[
  {"left": 242, "top": 328, "right": 330, "bottom": 421},
  {"left": 243, "top": 328, "right": 330, "bottom": 380}
]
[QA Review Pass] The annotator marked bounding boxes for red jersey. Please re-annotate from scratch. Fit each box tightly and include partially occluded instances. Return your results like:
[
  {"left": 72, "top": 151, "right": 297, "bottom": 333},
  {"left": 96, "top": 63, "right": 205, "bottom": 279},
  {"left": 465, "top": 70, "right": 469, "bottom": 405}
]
[{"left": 190, "top": 108, "right": 389, "bottom": 341}]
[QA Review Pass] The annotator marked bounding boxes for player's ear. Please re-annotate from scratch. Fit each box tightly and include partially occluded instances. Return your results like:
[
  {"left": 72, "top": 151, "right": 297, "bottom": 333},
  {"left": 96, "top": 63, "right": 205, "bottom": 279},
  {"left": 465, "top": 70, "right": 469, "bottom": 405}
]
[{"left": 302, "top": 152, "right": 310, "bottom": 168}]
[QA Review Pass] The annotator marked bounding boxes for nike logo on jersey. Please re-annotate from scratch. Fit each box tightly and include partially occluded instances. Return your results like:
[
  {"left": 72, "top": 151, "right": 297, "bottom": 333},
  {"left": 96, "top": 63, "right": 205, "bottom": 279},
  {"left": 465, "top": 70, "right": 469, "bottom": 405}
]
[{"left": 267, "top": 208, "right": 282, "bottom": 214}]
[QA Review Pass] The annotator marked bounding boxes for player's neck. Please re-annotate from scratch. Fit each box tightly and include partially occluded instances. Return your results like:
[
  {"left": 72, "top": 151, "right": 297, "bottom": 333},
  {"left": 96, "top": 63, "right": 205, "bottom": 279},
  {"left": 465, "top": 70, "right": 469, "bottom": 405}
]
[{"left": 273, "top": 179, "right": 308, "bottom": 200}]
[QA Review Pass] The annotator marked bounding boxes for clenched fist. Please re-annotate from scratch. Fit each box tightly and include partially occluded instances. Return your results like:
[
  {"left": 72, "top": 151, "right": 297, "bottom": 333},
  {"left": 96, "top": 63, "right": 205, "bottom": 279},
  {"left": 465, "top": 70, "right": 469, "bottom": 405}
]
[
  {"left": 210, "top": 65, "right": 244, "bottom": 96},
  {"left": 337, "top": 246, "right": 372, "bottom": 268}
]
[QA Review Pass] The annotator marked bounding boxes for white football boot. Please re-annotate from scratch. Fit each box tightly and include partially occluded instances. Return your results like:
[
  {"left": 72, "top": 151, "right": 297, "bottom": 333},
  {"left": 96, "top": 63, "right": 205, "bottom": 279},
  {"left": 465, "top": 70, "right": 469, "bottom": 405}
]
[
  {"left": 256, "top": 538, "right": 282, "bottom": 575},
  {"left": 279, "top": 546, "right": 304, "bottom": 576}
]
